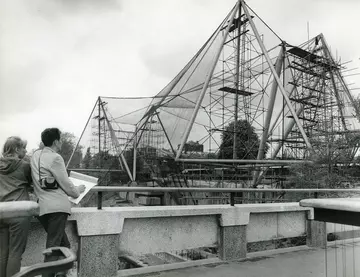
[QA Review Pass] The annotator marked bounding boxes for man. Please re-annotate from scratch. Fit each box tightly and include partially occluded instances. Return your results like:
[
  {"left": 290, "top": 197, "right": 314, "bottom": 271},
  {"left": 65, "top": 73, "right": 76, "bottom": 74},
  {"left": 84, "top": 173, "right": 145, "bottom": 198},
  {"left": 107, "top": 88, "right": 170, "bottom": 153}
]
[{"left": 30, "top": 128, "right": 85, "bottom": 277}]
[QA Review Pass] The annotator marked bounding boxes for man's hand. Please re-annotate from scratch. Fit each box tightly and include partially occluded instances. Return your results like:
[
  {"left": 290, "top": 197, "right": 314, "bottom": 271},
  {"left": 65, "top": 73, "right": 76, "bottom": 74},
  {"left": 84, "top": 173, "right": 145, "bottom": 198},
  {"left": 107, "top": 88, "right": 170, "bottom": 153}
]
[{"left": 76, "top": 185, "right": 86, "bottom": 194}]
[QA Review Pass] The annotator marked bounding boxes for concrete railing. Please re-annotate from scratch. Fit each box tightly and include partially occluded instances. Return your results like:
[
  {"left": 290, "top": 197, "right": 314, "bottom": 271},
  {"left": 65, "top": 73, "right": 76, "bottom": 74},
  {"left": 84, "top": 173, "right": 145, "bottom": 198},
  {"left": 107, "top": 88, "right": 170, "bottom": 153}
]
[
  {"left": 22, "top": 202, "right": 329, "bottom": 277},
  {"left": 301, "top": 198, "right": 360, "bottom": 239},
  {"left": 0, "top": 201, "right": 39, "bottom": 219}
]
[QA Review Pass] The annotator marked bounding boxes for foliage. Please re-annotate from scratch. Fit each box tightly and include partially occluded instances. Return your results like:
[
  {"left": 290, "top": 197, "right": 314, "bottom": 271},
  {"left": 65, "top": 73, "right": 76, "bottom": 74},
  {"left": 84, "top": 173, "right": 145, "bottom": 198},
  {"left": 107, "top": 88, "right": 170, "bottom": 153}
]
[
  {"left": 82, "top": 147, "right": 92, "bottom": 169},
  {"left": 218, "top": 119, "right": 268, "bottom": 159},
  {"left": 184, "top": 141, "right": 203, "bottom": 153},
  {"left": 309, "top": 133, "right": 360, "bottom": 165},
  {"left": 81, "top": 150, "right": 130, "bottom": 184},
  {"left": 287, "top": 162, "right": 325, "bottom": 189},
  {"left": 287, "top": 118, "right": 360, "bottom": 189},
  {"left": 181, "top": 152, "right": 217, "bottom": 159},
  {"left": 352, "top": 95, "right": 360, "bottom": 116},
  {"left": 287, "top": 152, "right": 354, "bottom": 189},
  {"left": 90, "top": 151, "right": 119, "bottom": 169},
  {"left": 60, "top": 132, "right": 83, "bottom": 168}
]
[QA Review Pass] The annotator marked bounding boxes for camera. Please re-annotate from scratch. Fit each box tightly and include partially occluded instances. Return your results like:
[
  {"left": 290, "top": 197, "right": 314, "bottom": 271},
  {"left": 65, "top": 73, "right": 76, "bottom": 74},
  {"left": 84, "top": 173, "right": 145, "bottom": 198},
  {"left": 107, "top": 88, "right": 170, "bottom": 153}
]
[{"left": 39, "top": 177, "right": 59, "bottom": 190}]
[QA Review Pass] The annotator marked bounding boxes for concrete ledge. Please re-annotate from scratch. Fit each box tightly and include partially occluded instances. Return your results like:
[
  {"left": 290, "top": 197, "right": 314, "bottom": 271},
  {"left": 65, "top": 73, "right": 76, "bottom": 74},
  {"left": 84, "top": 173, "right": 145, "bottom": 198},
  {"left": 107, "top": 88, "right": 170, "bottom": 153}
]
[
  {"left": 70, "top": 203, "right": 311, "bottom": 232},
  {"left": 70, "top": 209, "right": 124, "bottom": 236},
  {"left": 0, "top": 201, "right": 39, "bottom": 219},
  {"left": 237, "top": 202, "right": 314, "bottom": 221},
  {"left": 300, "top": 198, "right": 360, "bottom": 212},
  {"left": 21, "top": 202, "right": 324, "bottom": 276},
  {"left": 237, "top": 202, "right": 311, "bottom": 213},
  {"left": 119, "top": 216, "right": 219, "bottom": 255},
  {"left": 247, "top": 211, "right": 308, "bottom": 242},
  {"left": 69, "top": 204, "right": 312, "bottom": 236},
  {"left": 219, "top": 207, "right": 249, "bottom": 227},
  {"left": 70, "top": 205, "right": 251, "bottom": 235}
]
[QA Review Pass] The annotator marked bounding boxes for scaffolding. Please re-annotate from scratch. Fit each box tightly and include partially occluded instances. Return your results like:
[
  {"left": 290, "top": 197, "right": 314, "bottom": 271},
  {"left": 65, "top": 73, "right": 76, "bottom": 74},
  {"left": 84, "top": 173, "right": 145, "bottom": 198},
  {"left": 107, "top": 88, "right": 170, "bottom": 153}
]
[{"left": 68, "top": 0, "right": 360, "bottom": 194}]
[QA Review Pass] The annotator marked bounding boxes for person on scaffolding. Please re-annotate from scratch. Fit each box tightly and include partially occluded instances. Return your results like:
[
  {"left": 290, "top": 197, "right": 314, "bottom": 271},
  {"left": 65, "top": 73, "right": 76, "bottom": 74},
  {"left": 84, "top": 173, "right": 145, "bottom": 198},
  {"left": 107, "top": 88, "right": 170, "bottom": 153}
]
[{"left": 30, "top": 128, "right": 85, "bottom": 277}]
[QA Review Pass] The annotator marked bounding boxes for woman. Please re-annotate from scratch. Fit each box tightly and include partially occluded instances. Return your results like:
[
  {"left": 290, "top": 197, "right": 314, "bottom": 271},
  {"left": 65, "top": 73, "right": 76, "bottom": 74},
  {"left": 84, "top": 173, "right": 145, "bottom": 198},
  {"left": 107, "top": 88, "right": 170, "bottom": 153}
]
[{"left": 0, "top": 136, "right": 32, "bottom": 277}]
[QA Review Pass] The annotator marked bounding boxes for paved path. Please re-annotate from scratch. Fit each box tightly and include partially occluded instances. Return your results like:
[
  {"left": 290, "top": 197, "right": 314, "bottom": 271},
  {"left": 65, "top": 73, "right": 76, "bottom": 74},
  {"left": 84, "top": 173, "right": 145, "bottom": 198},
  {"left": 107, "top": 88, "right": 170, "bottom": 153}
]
[
  {"left": 143, "top": 242, "right": 360, "bottom": 277},
  {"left": 25, "top": 241, "right": 360, "bottom": 277}
]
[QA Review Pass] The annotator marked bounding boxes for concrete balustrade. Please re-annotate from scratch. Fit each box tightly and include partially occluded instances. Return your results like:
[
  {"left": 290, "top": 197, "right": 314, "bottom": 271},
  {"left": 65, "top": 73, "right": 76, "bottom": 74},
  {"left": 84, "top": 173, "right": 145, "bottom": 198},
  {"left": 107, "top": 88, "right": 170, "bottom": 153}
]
[
  {"left": 21, "top": 203, "right": 328, "bottom": 277},
  {"left": 0, "top": 201, "right": 39, "bottom": 219},
  {"left": 301, "top": 198, "right": 360, "bottom": 245}
]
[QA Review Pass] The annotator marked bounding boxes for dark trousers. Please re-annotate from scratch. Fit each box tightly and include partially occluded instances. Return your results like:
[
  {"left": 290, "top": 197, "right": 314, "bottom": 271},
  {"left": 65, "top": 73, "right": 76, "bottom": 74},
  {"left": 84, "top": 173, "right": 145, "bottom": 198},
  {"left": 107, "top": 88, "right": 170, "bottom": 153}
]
[
  {"left": 0, "top": 217, "right": 31, "bottom": 277},
  {"left": 37, "top": 213, "right": 70, "bottom": 277}
]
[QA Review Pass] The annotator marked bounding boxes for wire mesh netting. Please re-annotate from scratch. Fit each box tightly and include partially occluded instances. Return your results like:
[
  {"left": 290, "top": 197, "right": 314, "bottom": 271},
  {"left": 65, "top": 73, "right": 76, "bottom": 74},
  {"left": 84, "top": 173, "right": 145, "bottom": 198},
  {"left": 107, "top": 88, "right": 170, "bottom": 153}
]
[{"left": 68, "top": 1, "right": 360, "bottom": 193}]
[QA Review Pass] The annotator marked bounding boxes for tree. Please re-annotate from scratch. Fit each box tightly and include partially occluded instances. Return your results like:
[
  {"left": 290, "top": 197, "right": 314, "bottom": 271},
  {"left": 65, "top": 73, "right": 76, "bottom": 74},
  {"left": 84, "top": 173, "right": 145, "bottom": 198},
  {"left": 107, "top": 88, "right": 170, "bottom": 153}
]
[
  {"left": 91, "top": 150, "right": 120, "bottom": 169},
  {"left": 82, "top": 147, "right": 92, "bottom": 169},
  {"left": 90, "top": 150, "right": 128, "bottom": 184},
  {"left": 184, "top": 141, "right": 203, "bottom": 153},
  {"left": 59, "top": 132, "right": 83, "bottom": 168},
  {"left": 287, "top": 154, "right": 353, "bottom": 195},
  {"left": 218, "top": 119, "right": 268, "bottom": 159}
]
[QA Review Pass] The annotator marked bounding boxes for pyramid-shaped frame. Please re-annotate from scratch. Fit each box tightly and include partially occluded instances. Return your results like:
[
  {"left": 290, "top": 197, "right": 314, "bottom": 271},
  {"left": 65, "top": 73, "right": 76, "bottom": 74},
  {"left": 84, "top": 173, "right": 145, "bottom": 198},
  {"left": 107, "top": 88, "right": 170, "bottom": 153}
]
[{"left": 68, "top": 0, "right": 360, "bottom": 184}]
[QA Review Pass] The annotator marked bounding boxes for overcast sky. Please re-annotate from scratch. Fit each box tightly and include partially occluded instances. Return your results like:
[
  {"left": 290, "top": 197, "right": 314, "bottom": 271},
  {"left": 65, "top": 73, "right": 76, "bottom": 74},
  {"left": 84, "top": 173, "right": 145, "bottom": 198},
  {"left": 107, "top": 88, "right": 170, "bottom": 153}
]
[{"left": 1, "top": 0, "right": 359, "bottom": 152}]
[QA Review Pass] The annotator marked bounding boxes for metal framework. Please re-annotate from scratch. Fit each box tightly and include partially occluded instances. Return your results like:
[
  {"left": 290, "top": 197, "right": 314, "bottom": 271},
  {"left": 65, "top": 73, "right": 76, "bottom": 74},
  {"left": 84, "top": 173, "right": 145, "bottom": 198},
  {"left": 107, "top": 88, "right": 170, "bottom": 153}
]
[{"left": 68, "top": 0, "right": 360, "bottom": 189}]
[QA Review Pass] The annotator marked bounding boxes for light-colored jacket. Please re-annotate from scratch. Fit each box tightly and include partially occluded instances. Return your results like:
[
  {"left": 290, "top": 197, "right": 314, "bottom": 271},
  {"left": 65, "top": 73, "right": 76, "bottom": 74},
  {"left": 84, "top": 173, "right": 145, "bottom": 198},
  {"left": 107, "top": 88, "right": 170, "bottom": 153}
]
[{"left": 30, "top": 147, "right": 79, "bottom": 216}]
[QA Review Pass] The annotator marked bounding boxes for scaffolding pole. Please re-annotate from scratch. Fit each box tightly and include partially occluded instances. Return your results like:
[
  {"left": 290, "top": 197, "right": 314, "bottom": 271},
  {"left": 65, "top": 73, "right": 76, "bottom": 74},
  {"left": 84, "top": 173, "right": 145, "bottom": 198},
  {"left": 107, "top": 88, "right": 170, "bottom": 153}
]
[
  {"left": 320, "top": 34, "right": 360, "bottom": 124},
  {"left": 132, "top": 126, "right": 137, "bottom": 181},
  {"left": 233, "top": 0, "right": 242, "bottom": 159},
  {"left": 101, "top": 105, "right": 134, "bottom": 182},
  {"left": 175, "top": 1, "right": 240, "bottom": 160},
  {"left": 242, "top": 0, "right": 312, "bottom": 151},
  {"left": 252, "top": 45, "right": 285, "bottom": 186}
]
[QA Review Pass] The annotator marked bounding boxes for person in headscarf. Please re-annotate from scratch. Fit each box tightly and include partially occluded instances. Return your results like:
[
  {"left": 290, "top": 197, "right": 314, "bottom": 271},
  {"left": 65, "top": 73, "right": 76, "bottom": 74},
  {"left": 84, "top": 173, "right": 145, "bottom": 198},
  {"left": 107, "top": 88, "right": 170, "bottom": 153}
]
[{"left": 0, "top": 136, "right": 32, "bottom": 277}]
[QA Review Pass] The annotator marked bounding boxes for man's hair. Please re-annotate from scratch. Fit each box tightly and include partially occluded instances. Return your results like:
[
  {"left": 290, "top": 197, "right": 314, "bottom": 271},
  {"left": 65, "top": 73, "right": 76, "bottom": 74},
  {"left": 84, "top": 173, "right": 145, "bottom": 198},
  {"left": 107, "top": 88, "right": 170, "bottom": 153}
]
[
  {"left": 2, "top": 136, "right": 27, "bottom": 157},
  {"left": 41, "top": 128, "right": 61, "bottom": 147}
]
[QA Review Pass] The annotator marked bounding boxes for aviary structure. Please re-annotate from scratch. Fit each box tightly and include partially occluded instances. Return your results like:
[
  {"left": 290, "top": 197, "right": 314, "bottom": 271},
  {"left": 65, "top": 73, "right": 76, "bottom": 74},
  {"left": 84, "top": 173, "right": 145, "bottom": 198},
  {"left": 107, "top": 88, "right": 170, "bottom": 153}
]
[{"left": 68, "top": 0, "right": 360, "bottom": 194}]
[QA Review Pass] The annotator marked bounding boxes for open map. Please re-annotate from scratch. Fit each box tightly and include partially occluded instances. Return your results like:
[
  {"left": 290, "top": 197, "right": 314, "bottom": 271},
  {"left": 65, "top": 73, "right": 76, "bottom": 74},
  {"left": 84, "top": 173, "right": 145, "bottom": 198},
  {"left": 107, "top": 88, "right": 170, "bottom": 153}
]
[{"left": 68, "top": 171, "right": 98, "bottom": 204}]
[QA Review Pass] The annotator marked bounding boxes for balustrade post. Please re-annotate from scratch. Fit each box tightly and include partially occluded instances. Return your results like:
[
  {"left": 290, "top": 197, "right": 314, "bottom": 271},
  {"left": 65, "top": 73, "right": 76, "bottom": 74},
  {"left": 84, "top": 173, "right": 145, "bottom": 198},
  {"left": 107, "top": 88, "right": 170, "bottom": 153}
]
[{"left": 97, "top": 192, "right": 103, "bottom": 210}]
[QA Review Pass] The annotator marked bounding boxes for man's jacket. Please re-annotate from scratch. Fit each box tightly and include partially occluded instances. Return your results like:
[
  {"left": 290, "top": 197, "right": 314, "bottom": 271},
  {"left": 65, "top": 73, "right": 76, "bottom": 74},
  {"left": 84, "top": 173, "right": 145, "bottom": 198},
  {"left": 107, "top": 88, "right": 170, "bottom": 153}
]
[{"left": 30, "top": 147, "right": 79, "bottom": 216}]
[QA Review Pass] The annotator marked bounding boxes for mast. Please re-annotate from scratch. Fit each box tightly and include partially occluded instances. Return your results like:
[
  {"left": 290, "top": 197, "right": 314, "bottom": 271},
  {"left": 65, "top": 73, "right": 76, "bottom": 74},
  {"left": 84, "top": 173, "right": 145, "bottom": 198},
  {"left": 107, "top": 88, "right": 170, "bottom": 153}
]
[
  {"left": 232, "top": 0, "right": 242, "bottom": 159},
  {"left": 97, "top": 97, "right": 102, "bottom": 168}
]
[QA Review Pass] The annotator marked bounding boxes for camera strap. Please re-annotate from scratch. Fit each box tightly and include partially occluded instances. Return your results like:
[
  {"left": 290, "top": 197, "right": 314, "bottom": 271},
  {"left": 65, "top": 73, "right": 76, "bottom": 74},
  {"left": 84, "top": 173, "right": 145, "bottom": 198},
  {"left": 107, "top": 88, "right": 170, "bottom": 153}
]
[{"left": 38, "top": 150, "right": 43, "bottom": 182}]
